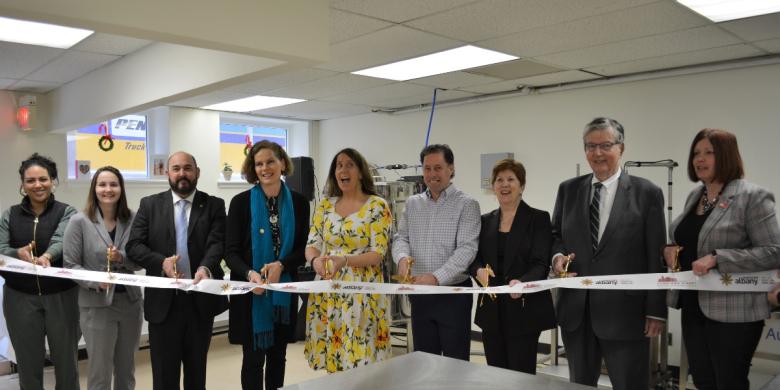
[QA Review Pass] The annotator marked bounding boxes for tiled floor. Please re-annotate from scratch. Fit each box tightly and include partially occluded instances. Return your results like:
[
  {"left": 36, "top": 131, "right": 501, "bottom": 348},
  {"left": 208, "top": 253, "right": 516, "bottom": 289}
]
[
  {"left": 1, "top": 336, "right": 775, "bottom": 389},
  {"left": 3, "top": 336, "right": 488, "bottom": 390}
]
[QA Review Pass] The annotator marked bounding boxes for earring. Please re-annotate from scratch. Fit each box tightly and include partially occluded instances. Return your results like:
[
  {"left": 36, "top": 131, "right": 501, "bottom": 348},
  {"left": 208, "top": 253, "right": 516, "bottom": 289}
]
[
  {"left": 19, "top": 186, "right": 26, "bottom": 197},
  {"left": 51, "top": 185, "right": 56, "bottom": 193}
]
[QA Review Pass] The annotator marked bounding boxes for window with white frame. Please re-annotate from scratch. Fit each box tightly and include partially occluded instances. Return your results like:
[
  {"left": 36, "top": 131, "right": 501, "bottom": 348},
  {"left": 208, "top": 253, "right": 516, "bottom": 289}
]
[
  {"left": 67, "top": 114, "right": 149, "bottom": 180},
  {"left": 218, "top": 120, "right": 288, "bottom": 182}
]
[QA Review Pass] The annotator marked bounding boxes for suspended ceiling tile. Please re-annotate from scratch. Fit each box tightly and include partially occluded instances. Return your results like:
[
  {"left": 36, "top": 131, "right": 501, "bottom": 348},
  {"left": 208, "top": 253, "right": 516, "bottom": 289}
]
[
  {"left": 0, "top": 41, "right": 64, "bottom": 79},
  {"left": 330, "top": 9, "right": 394, "bottom": 44},
  {"left": 252, "top": 100, "right": 373, "bottom": 120},
  {"left": 466, "top": 59, "right": 564, "bottom": 80},
  {"left": 378, "top": 89, "right": 476, "bottom": 109},
  {"left": 459, "top": 70, "right": 600, "bottom": 93},
  {"left": 535, "top": 26, "right": 742, "bottom": 69},
  {"left": 316, "top": 25, "right": 462, "bottom": 72},
  {"left": 7, "top": 79, "right": 62, "bottom": 93},
  {"left": 26, "top": 51, "right": 120, "bottom": 84},
  {"left": 330, "top": 0, "right": 478, "bottom": 23},
  {"left": 513, "top": 70, "right": 602, "bottom": 87},
  {"left": 410, "top": 71, "right": 502, "bottom": 89},
  {"left": 405, "top": 0, "right": 657, "bottom": 43},
  {"left": 322, "top": 82, "right": 435, "bottom": 106},
  {"left": 719, "top": 12, "right": 780, "bottom": 42},
  {"left": 0, "top": 78, "right": 17, "bottom": 89},
  {"left": 169, "top": 90, "right": 248, "bottom": 109},
  {"left": 71, "top": 33, "right": 152, "bottom": 56},
  {"left": 754, "top": 38, "right": 780, "bottom": 53},
  {"left": 479, "top": 1, "right": 709, "bottom": 58},
  {"left": 267, "top": 73, "right": 393, "bottom": 99},
  {"left": 585, "top": 44, "right": 763, "bottom": 76},
  {"left": 222, "top": 68, "right": 340, "bottom": 95},
  {"left": 457, "top": 79, "right": 524, "bottom": 94}
]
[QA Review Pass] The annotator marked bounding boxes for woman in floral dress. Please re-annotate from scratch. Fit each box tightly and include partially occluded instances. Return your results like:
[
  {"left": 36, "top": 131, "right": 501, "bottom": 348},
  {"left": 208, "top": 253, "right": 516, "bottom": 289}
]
[{"left": 304, "top": 148, "right": 392, "bottom": 373}]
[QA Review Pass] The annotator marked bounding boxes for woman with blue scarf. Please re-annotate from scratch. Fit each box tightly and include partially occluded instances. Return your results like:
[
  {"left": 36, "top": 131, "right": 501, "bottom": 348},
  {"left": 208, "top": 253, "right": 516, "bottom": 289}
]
[{"left": 225, "top": 141, "right": 310, "bottom": 390}]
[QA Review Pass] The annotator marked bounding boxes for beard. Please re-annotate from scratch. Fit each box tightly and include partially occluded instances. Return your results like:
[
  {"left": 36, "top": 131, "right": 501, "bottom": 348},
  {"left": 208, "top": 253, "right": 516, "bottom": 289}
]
[{"left": 169, "top": 177, "right": 197, "bottom": 196}]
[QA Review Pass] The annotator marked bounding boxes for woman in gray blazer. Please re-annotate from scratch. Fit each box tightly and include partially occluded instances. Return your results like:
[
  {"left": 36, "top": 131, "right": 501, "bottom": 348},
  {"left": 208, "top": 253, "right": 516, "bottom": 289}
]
[
  {"left": 664, "top": 129, "right": 780, "bottom": 390},
  {"left": 64, "top": 166, "right": 143, "bottom": 390}
]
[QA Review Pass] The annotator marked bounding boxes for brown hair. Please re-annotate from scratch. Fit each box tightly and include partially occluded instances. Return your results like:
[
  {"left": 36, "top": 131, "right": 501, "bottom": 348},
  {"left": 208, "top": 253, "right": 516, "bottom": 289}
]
[
  {"left": 491, "top": 159, "right": 526, "bottom": 187},
  {"left": 242, "top": 140, "right": 294, "bottom": 184},
  {"left": 325, "top": 148, "right": 377, "bottom": 197},
  {"left": 687, "top": 129, "right": 744, "bottom": 183},
  {"left": 84, "top": 166, "right": 132, "bottom": 223}
]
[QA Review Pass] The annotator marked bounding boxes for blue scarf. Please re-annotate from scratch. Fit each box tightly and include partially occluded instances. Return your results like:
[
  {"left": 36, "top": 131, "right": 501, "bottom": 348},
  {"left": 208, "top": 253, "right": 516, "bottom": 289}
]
[{"left": 250, "top": 183, "right": 294, "bottom": 350}]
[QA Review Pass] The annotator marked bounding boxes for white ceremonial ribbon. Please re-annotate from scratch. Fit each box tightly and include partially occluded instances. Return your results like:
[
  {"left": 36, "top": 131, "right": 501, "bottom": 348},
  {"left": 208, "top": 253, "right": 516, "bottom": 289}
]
[{"left": 1, "top": 254, "right": 778, "bottom": 296}]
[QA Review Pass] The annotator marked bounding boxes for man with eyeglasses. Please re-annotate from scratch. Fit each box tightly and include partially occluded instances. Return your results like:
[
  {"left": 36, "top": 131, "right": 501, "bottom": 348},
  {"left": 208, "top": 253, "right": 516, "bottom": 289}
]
[
  {"left": 550, "top": 117, "right": 666, "bottom": 390},
  {"left": 127, "top": 151, "right": 228, "bottom": 390}
]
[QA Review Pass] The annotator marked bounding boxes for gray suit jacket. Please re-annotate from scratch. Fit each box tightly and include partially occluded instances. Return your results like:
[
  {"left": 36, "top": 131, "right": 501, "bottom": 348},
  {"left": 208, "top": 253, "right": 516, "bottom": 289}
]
[
  {"left": 667, "top": 179, "right": 780, "bottom": 322},
  {"left": 63, "top": 210, "right": 142, "bottom": 306},
  {"left": 552, "top": 172, "right": 667, "bottom": 340}
]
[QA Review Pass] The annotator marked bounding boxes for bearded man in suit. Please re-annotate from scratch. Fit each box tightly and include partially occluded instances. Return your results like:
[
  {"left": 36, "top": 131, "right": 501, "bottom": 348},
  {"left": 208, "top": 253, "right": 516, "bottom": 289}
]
[{"left": 127, "top": 151, "right": 227, "bottom": 390}]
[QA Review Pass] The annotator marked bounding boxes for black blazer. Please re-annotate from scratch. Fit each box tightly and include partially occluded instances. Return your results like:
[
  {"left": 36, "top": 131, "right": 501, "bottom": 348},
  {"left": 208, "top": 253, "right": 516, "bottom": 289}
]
[
  {"left": 469, "top": 201, "right": 556, "bottom": 334},
  {"left": 551, "top": 172, "right": 667, "bottom": 340},
  {"left": 127, "top": 190, "right": 228, "bottom": 324},
  {"left": 224, "top": 188, "right": 310, "bottom": 345}
]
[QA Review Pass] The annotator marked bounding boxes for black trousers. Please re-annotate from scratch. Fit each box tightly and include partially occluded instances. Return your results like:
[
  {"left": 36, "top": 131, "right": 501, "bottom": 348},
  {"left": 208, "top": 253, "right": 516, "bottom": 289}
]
[
  {"left": 409, "top": 279, "right": 472, "bottom": 361},
  {"left": 241, "top": 326, "right": 289, "bottom": 390},
  {"left": 148, "top": 293, "right": 214, "bottom": 390},
  {"left": 681, "top": 292, "right": 764, "bottom": 390},
  {"left": 561, "top": 302, "right": 649, "bottom": 390}
]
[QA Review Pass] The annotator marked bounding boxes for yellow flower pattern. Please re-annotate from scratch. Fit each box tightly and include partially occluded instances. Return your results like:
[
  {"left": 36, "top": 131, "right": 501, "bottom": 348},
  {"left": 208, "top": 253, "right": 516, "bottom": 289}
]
[{"left": 304, "top": 195, "right": 393, "bottom": 372}]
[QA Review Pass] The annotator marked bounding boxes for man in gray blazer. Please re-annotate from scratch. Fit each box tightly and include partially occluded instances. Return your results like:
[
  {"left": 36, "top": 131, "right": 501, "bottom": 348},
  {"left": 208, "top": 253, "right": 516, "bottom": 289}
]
[{"left": 551, "top": 117, "right": 667, "bottom": 390}]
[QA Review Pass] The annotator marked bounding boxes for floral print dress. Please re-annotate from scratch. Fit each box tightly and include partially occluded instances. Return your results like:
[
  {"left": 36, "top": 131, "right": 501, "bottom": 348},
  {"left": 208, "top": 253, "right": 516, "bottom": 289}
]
[{"left": 304, "top": 195, "right": 393, "bottom": 372}]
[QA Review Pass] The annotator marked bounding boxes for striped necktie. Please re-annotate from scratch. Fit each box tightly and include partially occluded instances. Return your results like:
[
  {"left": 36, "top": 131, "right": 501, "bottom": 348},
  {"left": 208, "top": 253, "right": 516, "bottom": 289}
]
[{"left": 590, "top": 182, "right": 603, "bottom": 253}]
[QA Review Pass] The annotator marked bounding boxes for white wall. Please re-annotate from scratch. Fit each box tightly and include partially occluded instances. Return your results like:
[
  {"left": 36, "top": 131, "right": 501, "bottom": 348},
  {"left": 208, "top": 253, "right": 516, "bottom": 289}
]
[
  {"left": 0, "top": 105, "right": 311, "bottom": 213},
  {"left": 317, "top": 63, "right": 780, "bottom": 367},
  {"left": 2, "top": 63, "right": 779, "bottom": 369}
]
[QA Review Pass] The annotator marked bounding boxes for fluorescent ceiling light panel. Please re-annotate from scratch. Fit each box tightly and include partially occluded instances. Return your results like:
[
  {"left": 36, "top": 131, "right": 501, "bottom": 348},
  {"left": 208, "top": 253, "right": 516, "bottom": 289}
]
[
  {"left": 676, "top": 0, "right": 780, "bottom": 22},
  {"left": 202, "top": 96, "right": 306, "bottom": 112},
  {"left": 352, "top": 45, "right": 518, "bottom": 81},
  {"left": 0, "top": 16, "right": 93, "bottom": 49}
]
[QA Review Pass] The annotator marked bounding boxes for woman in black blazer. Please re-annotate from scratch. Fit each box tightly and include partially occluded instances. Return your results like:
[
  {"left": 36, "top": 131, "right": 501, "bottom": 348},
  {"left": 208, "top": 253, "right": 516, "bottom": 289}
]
[
  {"left": 225, "top": 141, "right": 309, "bottom": 390},
  {"left": 469, "top": 159, "right": 556, "bottom": 374}
]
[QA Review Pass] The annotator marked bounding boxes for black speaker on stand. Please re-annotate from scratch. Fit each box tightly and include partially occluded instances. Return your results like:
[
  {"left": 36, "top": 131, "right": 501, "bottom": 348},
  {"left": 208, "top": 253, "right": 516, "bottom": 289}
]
[
  {"left": 286, "top": 156, "right": 315, "bottom": 341},
  {"left": 286, "top": 156, "right": 314, "bottom": 201}
]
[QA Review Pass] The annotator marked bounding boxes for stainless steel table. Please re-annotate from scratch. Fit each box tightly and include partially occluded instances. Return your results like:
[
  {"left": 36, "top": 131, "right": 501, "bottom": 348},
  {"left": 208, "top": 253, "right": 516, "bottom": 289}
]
[{"left": 281, "top": 351, "right": 592, "bottom": 390}]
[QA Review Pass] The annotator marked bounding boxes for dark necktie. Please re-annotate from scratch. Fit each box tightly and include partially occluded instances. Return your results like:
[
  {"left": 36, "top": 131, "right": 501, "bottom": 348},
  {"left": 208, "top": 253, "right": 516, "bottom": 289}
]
[{"left": 590, "top": 182, "right": 603, "bottom": 253}]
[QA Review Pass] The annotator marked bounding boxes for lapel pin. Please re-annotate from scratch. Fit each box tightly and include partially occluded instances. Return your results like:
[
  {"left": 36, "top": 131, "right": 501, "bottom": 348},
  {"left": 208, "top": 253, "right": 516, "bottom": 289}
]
[{"left": 259, "top": 228, "right": 265, "bottom": 234}]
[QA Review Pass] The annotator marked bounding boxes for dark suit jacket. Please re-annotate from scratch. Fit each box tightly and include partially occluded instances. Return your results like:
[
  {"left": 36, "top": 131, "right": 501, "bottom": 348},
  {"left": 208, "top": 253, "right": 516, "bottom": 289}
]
[
  {"left": 224, "top": 188, "right": 310, "bottom": 345},
  {"left": 127, "top": 190, "right": 228, "bottom": 324},
  {"left": 551, "top": 172, "right": 666, "bottom": 340},
  {"left": 469, "top": 201, "right": 556, "bottom": 334}
]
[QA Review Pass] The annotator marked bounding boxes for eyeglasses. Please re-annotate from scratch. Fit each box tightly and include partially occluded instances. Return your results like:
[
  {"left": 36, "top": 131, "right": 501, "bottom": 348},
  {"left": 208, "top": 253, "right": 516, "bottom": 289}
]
[{"left": 584, "top": 142, "right": 621, "bottom": 152}]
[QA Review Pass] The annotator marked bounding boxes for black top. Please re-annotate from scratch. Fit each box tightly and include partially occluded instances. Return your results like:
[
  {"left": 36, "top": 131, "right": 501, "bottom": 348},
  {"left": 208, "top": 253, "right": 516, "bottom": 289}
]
[
  {"left": 266, "top": 196, "right": 281, "bottom": 258},
  {"left": 225, "top": 188, "right": 310, "bottom": 345},
  {"left": 674, "top": 207, "right": 713, "bottom": 306},
  {"left": 495, "top": 231, "right": 508, "bottom": 282},
  {"left": 1, "top": 196, "right": 76, "bottom": 294}
]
